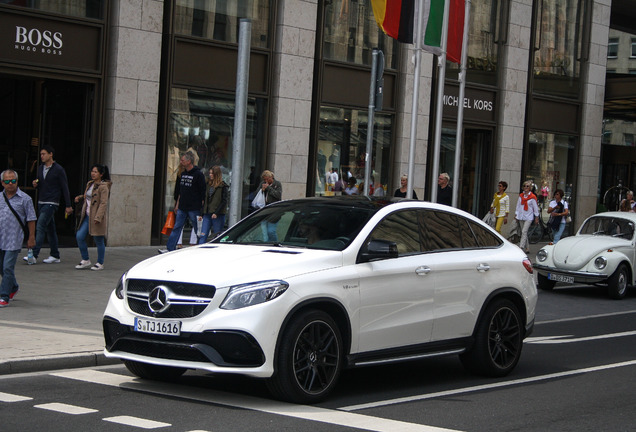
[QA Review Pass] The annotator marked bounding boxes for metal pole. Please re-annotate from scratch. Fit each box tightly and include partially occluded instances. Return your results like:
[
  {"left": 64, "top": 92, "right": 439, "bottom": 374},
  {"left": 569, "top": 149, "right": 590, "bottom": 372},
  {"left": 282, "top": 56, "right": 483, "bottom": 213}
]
[
  {"left": 452, "top": 0, "right": 471, "bottom": 208},
  {"left": 364, "top": 49, "right": 378, "bottom": 197},
  {"left": 407, "top": 0, "right": 426, "bottom": 200},
  {"left": 430, "top": 0, "right": 451, "bottom": 204},
  {"left": 229, "top": 19, "right": 251, "bottom": 227}
]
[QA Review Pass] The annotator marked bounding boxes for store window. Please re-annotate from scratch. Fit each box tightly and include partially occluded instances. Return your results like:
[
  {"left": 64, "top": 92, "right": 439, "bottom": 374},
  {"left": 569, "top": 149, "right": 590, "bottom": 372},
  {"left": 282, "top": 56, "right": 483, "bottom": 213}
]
[
  {"left": 174, "top": 0, "right": 271, "bottom": 48},
  {"left": 165, "top": 89, "right": 267, "bottom": 221},
  {"left": 532, "top": 0, "right": 588, "bottom": 98},
  {"left": 1, "top": 0, "right": 104, "bottom": 19},
  {"left": 446, "top": 0, "right": 500, "bottom": 85},
  {"left": 316, "top": 107, "right": 392, "bottom": 197},
  {"left": 525, "top": 132, "right": 576, "bottom": 222},
  {"left": 322, "top": 0, "right": 398, "bottom": 69}
]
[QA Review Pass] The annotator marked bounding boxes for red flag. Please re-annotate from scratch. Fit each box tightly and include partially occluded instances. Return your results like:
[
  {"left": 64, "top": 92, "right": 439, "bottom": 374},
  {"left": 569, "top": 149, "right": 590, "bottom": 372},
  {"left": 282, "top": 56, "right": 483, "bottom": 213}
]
[{"left": 446, "top": 0, "right": 465, "bottom": 64}]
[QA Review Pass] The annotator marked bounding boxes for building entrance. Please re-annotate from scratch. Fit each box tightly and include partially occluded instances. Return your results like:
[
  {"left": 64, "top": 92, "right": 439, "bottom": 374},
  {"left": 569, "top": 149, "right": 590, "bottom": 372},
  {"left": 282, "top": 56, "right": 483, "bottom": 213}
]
[{"left": 0, "top": 76, "right": 92, "bottom": 246}]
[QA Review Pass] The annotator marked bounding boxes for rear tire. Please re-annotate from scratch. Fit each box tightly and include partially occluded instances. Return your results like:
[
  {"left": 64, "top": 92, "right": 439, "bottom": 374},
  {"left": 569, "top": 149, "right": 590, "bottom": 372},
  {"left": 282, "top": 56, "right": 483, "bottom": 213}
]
[
  {"left": 537, "top": 273, "right": 556, "bottom": 291},
  {"left": 124, "top": 360, "right": 186, "bottom": 381},
  {"left": 460, "top": 299, "right": 523, "bottom": 377},
  {"left": 607, "top": 264, "right": 629, "bottom": 300},
  {"left": 267, "top": 309, "right": 343, "bottom": 404}
]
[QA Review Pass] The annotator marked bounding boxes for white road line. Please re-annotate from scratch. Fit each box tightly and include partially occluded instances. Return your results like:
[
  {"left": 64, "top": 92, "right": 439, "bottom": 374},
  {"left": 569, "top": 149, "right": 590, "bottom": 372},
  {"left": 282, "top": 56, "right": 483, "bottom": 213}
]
[
  {"left": 53, "top": 370, "right": 461, "bottom": 432},
  {"left": 34, "top": 402, "right": 98, "bottom": 415},
  {"left": 103, "top": 415, "right": 171, "bottom": 429},
  {"left": 0, "top": 391, "right": 33, "bottom": 402},
  {"left": 535, "top": 309, "right": 636, "bottom": 325},
  {"left": 526, "top": 330, "right": 636, "bottom": 344},
  {"left": 339, "top": 359, "right": 636, "bottom": 411}
]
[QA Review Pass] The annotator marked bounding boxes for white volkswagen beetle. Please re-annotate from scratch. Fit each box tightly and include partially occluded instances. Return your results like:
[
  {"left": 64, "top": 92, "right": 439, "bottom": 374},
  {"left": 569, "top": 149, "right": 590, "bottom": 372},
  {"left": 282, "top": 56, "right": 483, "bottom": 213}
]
[
  {"left": 103, "top": 197, "right": 537, "bottom": 403},
  {"left": 534, "top": 211, "right": 636, "bottom": 299}
]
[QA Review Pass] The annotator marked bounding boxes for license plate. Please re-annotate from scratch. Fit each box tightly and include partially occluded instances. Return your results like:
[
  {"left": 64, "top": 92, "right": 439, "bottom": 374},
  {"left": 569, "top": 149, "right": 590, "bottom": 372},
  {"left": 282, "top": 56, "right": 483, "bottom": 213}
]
[
  {"left": 548, "top": 273, "right": 574, "bottom": 284},
  {"left": 134, "top": 317, "right": 181, "bottom": 336}
]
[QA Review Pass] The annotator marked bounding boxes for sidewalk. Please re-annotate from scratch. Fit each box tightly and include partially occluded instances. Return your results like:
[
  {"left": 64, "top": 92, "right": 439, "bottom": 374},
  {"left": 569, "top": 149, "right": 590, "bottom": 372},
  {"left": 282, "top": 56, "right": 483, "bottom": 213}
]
[
  {"left": 0, "top": 241, "right": 548, "bottom": 375},
  {"left": 0, "top": 246, "right": 159, "bottom": 375}
]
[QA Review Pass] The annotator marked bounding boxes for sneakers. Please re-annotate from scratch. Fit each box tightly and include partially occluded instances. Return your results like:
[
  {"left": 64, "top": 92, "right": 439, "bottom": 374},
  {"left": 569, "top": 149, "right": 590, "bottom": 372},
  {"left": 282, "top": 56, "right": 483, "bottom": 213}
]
[
  {"left": 9, "top": 287, "right": 19, "bottom": 300},
  {"left": 23, "top": 256, "right": 37, "bottom": 264},
  {"left": 157, "top": 248, "right": 169, "bottom": 254},
  {"left": 0, "top": 299, "right": 8, "bottom": 308},
  {"left": 90, "top": 263, "right": 104, "bottom": 271},
  {"left": 75, "top": 260, "right": 92, "bottom": 269},
  {"left": 42, "top": 256, "right": 61, "bottom": 264}
]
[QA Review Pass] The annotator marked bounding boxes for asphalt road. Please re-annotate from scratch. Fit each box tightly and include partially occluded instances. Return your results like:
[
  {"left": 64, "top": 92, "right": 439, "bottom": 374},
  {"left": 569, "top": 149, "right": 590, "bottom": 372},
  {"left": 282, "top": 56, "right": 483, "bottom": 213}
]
[{"left": 2, "top": 285, "right": 636, "bottom": 432}]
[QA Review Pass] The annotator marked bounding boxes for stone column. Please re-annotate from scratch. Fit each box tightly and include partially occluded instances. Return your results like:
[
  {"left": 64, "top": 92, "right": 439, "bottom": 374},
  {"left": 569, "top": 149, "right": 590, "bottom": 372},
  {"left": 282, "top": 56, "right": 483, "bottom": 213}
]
[
  {"left": 268, "top": 0, "right": 317, "bottom": 199},
  {"left": 103, "top": 0, "right": 163, "bottom": 245},
  {"left": 577, "top": 0, "right": 611, "bottom": 226}
]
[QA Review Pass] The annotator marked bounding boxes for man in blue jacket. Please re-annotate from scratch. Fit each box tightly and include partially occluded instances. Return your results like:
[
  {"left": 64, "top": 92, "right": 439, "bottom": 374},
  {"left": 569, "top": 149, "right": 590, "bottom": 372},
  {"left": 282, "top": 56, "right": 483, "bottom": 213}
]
[
  {"left": 166, "top": 152, "right": 206, "bottom": 251},
  {"left": 24, "top": 146, "right": 73, "bottom": 264}
]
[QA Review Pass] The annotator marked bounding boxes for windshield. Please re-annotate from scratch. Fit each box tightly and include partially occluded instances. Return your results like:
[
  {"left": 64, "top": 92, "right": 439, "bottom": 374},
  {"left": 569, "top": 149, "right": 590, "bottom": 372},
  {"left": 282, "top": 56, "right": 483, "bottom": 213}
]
[
  {"left": 214, "top": 200, "right": 378, "bottom": 250},
  {"left": 579, "top": 216, "right": 635, "bottom": 240}
]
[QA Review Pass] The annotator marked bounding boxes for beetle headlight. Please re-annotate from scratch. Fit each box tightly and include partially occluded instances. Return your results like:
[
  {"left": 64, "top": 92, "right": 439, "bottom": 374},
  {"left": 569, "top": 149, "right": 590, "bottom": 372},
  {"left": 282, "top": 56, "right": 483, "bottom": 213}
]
[
  {"left": 594, "top": 256, "right": 607, "bottom": 270},
  {"left": 220, "top": 280, "right": 289, "bottom": 310},
  {"left": 536, "top": 249, "right": 548, "bottom": 262},
  {"left": 115, "top": 272, "right": 127, "bottom": 299}
]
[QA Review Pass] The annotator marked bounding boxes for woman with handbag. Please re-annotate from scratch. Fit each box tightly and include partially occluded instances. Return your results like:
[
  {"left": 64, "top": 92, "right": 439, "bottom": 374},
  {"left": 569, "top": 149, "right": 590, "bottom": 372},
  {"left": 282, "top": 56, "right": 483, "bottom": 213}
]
[
  {"left": 547, "top": 189, "right": 569, "bottom": 243},
  {"left": 74, "top": 164, "right": 112, "bottom": 270},
  {"left": 489, "top": 181, "right": 509, "bottom": 233}
]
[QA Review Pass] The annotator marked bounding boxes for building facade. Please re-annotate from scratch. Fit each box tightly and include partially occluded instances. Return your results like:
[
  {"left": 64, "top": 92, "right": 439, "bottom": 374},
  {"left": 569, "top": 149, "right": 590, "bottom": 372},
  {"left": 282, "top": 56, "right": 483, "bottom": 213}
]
[{"left": 0, "top": 0, "right": 627, "bottom": 246}]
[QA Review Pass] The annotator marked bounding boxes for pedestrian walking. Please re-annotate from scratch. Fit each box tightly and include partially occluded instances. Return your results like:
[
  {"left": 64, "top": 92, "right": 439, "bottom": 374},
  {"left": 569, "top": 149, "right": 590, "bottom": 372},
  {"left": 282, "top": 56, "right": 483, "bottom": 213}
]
[
  {"left": 489, "top": 181, "right": 509, "bottom": 233},
  {"left": 437, "top": 173, "right": 452, "bottom": 206},
  {"left": 198, "top": 166, "right": 229, "bottom": 243},
  {"left": 514, "top": 180, "right": 539, "bottom": 253},
  {"left": 1, "top": 170, "right": 37, "bottom": 307},
  {"left": 74, "top": 164, "right": 112, "bottom": 271},
  {"left": 166, "top": 152, "right": 206, "bottom": 251},
  {"left": 24, "top": 145, "right": 73, "bottom": 264}
]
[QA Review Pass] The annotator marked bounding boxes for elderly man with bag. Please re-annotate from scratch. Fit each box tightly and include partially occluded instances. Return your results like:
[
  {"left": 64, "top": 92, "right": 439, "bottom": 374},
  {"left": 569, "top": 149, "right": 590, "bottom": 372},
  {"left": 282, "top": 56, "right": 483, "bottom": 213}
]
[{"left": 0, "top": 170, "right": 36, "bottom": 307}]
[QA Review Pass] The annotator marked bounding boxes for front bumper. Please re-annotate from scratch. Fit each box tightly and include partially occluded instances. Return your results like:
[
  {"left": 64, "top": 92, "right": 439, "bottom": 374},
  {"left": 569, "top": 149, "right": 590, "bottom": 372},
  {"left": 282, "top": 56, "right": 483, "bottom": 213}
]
[{"left": 532, "top": 263, "right": 608, "bottom": 283}]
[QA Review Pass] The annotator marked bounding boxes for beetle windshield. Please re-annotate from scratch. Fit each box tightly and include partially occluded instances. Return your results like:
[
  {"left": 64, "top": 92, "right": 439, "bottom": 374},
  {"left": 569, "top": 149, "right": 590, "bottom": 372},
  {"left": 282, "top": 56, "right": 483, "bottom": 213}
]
[
  {"left": 214, "top": 199, "right": 380, "bottom": 250},
  {"left": 579, "top": 216, "right": 635, "bottom": 240}
]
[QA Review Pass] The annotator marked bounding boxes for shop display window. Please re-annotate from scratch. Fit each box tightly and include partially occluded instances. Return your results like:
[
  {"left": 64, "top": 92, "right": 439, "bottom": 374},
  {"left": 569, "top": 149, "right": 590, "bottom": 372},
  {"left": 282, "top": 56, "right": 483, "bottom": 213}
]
[{"left": 2, "top": 0, "right": 104, "bottom": 19}]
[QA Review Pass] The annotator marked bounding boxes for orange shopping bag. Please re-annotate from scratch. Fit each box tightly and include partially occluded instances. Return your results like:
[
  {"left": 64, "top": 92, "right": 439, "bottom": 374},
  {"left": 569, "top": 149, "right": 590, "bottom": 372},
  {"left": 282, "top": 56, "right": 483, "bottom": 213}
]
[{"left": 161, "top": 211, "right": 176, "bottom": 235}]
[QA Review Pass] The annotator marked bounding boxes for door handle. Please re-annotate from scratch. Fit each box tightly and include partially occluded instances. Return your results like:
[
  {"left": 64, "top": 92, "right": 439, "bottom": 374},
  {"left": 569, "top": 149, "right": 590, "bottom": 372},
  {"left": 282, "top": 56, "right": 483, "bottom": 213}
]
[
  {"left": 415, "top": 266, "right": 431, "bottom": 275},
  {"left": 476, "top": 263, "right": 490, "bottom": 272}
]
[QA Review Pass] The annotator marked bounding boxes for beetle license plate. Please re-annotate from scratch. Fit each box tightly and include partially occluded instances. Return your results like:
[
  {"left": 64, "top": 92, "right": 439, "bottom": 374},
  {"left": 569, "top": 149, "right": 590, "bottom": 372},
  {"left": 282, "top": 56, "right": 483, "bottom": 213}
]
[
  {"left": 134, "top": 317, "right": 181, "bottom": 336},
  {"left": 548, "top": 273, "right": 574, "bottom": 284}
]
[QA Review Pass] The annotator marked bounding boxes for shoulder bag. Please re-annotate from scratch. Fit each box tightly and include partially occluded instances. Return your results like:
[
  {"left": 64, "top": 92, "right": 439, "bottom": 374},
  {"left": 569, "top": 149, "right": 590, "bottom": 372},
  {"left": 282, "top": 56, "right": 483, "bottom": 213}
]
[{"left": 3, "top": 191, "right": 29, "bottom": 238}]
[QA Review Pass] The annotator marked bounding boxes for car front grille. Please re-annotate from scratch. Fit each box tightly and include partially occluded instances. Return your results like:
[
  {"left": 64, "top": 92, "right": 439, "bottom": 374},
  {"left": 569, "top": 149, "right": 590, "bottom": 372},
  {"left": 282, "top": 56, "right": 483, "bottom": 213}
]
[{"left": 125, "top": 278, "right": 216, "bottom": 318}]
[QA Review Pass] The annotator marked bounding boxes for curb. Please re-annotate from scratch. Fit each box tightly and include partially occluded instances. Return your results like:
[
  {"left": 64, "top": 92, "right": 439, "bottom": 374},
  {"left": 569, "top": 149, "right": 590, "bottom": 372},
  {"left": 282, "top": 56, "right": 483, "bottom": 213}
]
[{"left": 0, "top": 352, "right": 120, "bottom": 375}]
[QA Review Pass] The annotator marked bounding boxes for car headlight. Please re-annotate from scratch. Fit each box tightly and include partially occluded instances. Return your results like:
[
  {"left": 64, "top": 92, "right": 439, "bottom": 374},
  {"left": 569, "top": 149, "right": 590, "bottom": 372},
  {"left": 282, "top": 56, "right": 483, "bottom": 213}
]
[
  {"left": 594, "top": 256, "right": 607, "bottom": 270},
  {"left": 536, "top": 249, "right": 548, "bottom": 262},
  {"left": 115, "top": 272, "right": 127, "bottom": 299},
  {"left": 220, "top": 280, "right": 289, "bottom": 310}
]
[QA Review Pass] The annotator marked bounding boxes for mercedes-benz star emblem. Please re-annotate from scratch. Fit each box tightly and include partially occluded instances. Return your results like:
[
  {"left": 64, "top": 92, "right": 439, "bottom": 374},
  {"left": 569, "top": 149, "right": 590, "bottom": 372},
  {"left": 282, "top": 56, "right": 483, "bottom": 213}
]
[{"left": 148, "top": 285, "right": 171, "bottom": 313}]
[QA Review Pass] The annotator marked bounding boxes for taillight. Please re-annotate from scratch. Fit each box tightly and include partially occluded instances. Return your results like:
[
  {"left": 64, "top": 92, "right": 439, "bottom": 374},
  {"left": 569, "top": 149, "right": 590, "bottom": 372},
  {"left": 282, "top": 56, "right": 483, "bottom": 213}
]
[{"left": 522, "top": 259, "right": 533, "bottom": 274}]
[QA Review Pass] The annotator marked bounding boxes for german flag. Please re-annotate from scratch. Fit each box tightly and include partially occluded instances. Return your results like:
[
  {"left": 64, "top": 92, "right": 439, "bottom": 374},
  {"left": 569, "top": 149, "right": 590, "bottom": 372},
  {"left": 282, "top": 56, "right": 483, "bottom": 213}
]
[{"left": 371, "top": 0, "right": 415, "bottom": 44}]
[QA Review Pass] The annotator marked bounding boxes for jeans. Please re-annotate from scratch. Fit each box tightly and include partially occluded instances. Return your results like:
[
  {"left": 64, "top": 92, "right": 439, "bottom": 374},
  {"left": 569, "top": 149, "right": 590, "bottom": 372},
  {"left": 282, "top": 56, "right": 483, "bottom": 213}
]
[
  {"left": 167, "top": 209, "right": 200, "bottom": 251},
  {"left": 553, "top": 222, "right": 566, "bottom": 243},
  {"left": 32, "top": 204, "right": 59, "bottom": 259},
  {"left": 76, "top": 217, "right": 106, "bottom": 264},
  {"left": 198, "top": 213, "right": 226, "bottom": 244},
  {"left": 0, "top": 249, "right": 20, "bottom": 301},
  {"left": 261, "top": 221, "right": 278, "bottom": 242}
]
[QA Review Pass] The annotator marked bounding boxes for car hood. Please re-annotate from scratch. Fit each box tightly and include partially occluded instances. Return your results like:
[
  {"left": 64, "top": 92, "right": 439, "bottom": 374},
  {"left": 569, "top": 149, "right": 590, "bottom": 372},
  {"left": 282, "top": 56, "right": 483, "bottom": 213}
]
[
  {"left": 552, "top": 235, "right": 630, "bottom": 269},
  {"left": 127, "top": 244, "right": 343, "bottom": 287}
]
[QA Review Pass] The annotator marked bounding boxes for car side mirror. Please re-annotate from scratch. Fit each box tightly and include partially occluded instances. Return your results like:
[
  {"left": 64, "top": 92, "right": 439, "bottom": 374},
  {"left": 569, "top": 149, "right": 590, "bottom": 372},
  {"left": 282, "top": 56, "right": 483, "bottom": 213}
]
[{"left": 358, "top": 239, "right": 398, "bottom": 263}]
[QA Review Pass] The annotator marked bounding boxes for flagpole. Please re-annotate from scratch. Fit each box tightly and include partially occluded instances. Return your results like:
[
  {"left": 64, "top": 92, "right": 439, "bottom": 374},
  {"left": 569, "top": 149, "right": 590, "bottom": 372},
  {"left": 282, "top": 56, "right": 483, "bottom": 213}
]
[
  {"left": 407, "top": 0, "right": 426, "bottom": 200},
  {"left": 452, "top": 0, "right": 470, "bottom": 208},
  {"left": 430, "top": 0, "right": 450, "bottom": 204}
]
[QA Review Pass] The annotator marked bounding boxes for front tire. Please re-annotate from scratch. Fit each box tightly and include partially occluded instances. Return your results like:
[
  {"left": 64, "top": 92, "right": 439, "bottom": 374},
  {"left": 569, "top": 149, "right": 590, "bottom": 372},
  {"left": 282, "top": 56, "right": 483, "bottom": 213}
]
[
  {"left": 124, "top": 360, "right": 186, "bottom": 381},
  {"left": 607, "top": 263, "right": 629, "bottom": 300},
  {"left": 460, "top": 299, "right": 523, "bottom": 377},
  {"left": 537, "top": 273, "right": 556, "bottom": 291},
  {"left": 267, "top": 310, "right": 343, "bottom": 404}
]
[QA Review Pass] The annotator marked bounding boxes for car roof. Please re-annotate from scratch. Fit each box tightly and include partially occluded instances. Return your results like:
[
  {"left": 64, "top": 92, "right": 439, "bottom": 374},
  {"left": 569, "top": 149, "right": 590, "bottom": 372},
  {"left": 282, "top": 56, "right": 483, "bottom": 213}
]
[
  {"left": 269, "top": 196, "right": 415, "bottom": 210},
  {"left": 588, "top": 211, "right": 636, "bottom": 222}
]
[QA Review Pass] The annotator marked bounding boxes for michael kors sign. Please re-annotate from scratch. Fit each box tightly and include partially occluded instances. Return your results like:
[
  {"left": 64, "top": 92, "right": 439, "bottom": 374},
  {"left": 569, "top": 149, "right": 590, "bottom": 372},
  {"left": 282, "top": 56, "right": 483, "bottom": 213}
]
[{"left": 0, "top": 9, "right": 103, "bottom": 73}]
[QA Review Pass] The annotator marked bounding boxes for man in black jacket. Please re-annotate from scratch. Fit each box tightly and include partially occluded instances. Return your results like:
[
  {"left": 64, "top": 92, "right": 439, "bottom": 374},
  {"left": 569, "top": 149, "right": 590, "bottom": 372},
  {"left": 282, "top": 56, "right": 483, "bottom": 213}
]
[
  {"left": 166, "top": 152, "right": 206, "bottom": 251},
  {"left": 24, "top": 146, "right": 73, "bottom": 264}
]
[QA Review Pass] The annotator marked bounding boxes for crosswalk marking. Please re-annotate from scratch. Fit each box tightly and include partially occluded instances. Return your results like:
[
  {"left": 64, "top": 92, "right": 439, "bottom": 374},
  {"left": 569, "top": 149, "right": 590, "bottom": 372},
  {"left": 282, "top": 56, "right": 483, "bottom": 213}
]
[
  {"left": 103, "top": 415, "right": 171, "bottom": 429},
  {"left": 0, "top": 391, "right": 33, "bottom": 402},
  {"left": 34, "top": 402, "right": 98, "bottom": 415}
]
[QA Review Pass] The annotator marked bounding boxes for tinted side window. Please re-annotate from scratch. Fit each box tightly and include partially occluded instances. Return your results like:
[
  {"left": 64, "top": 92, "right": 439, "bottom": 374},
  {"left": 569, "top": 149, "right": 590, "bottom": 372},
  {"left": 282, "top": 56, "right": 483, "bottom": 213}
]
[
  {"left": 369, "top": 211, "right": 422, "bottom": 256},
  {"left": 469, "top": 221, "right": 503, "bottom": 247},
  {"left": 422, "top": 211, "right": 463, "bottom": 250},
  {"left": 458, "top": 218, "right": 479, "bottom": 248}
]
